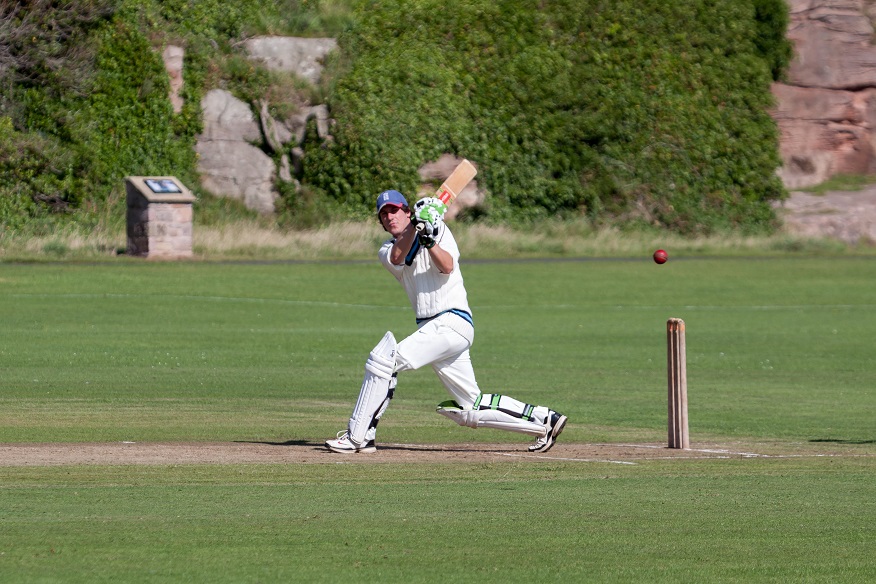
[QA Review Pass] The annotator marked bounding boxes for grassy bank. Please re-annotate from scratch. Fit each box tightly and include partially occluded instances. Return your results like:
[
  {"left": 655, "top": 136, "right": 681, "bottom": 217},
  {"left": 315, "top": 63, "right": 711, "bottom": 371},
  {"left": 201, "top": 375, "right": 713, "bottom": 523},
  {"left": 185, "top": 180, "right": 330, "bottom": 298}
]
[{"left": 0, "top": 217, "right": 864, "bottom": 263}]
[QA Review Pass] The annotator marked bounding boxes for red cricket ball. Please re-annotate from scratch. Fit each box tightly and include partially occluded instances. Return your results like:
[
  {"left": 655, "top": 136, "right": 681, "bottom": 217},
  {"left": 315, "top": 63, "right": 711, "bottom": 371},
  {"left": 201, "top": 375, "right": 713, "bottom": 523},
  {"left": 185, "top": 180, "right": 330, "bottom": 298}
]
[{"left": 653, "top": 249, "right": 668, "bottom": 264}]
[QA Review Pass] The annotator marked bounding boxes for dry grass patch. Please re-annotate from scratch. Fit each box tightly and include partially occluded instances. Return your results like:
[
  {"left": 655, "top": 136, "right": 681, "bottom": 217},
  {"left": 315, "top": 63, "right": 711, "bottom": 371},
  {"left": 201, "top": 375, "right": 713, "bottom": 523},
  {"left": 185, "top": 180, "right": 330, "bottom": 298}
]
[
  {"left": 0, "top": 217, "right": 863, "bottom": 262},
  {"left": 194, "top": 220, "right": 386, "bottom": 261}
]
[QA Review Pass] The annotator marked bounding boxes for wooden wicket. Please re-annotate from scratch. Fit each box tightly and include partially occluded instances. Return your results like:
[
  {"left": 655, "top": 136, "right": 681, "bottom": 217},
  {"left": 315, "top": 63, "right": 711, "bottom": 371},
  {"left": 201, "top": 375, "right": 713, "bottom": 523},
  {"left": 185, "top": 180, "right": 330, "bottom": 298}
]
[{"left": 667, "top": 318, "right": 690, "bottom": 449}]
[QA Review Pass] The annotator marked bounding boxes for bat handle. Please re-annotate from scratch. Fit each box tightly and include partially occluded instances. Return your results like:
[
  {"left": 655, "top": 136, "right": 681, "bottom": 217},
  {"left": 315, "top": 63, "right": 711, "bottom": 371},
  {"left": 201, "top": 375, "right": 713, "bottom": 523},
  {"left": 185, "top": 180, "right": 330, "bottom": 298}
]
[{"left": 415, "top": 221, "right": 425, "bottom": 232}]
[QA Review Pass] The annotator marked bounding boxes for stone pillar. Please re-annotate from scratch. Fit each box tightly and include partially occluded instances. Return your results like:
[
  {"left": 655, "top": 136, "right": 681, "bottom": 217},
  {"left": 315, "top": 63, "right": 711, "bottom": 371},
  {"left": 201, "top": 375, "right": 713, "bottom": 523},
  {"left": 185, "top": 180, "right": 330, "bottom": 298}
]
[
  {"left": 125, "top": 177, "right": 196, "bottom": 259},
  {"left": 162, "top": 45, "right": 185, "bottom": 114}
]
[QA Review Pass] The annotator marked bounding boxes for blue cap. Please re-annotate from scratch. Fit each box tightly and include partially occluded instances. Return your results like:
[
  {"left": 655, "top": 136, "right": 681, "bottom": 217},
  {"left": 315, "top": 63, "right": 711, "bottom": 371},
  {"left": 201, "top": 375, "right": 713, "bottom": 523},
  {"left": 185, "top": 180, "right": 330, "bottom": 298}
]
[{"left": 376, "top": 190, "right": 408, "bottom": 214}]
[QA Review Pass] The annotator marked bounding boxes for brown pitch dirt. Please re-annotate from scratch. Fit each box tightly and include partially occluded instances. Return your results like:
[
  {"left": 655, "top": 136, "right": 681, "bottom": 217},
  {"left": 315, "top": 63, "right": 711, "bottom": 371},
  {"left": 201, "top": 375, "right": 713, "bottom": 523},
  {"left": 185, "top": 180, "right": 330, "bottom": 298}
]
[{"left": 0, "top": 440, "right": 870, "bottom": 467}]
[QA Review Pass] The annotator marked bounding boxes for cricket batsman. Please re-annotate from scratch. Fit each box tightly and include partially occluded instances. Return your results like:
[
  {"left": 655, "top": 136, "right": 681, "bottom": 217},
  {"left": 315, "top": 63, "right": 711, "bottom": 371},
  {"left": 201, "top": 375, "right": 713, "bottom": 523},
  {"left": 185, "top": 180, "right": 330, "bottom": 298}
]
[{"left": 325, "top": 189, "right": 567, "bottom": 454}]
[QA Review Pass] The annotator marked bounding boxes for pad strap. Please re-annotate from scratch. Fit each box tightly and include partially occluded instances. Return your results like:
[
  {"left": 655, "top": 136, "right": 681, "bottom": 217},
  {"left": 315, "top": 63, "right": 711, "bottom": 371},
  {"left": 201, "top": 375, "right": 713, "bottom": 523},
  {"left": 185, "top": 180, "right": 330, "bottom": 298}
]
[
  {"left": 473, "top": 393, "right": 539, "bottom": 422},
  {"left": 436, "top": 400, "right": 547, "bottom": 437}
]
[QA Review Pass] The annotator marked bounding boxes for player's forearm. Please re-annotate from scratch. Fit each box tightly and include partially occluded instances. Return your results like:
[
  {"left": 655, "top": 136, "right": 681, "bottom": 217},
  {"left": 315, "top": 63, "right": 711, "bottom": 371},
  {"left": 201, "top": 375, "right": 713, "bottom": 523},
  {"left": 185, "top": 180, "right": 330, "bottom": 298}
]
[
  {"left": 428, "top": 245, "right": 454, "bottom": 274},
  {"left": 390, "top": 225, "right": 417, "bottom": 265}
]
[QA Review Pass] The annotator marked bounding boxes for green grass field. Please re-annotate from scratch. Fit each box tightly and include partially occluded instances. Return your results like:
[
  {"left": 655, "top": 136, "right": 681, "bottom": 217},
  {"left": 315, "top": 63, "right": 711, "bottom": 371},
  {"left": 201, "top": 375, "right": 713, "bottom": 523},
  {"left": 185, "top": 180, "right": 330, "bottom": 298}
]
[{"left": 1, "top": 256, "right": 874, "bottom": 582}]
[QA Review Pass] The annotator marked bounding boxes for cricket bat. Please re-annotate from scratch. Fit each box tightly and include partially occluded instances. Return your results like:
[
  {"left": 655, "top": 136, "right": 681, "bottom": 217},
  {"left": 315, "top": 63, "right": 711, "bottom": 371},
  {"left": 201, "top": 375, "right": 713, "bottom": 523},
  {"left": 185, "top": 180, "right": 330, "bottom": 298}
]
[
  {"left": 415, "top": 159, "right": 478, "bottom": 232},
  {"left": 435, "top": 159, "right": 477, "bottom": 206},
  {"left": 415, "top": 158, "right": 478, "bottom": 231}
]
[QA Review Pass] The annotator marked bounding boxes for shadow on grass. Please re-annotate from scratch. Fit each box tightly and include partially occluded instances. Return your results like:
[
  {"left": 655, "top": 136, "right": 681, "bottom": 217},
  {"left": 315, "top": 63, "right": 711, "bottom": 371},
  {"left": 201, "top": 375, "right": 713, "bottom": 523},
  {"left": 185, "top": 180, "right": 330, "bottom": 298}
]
[
  {"left": 235, "top": 439, "right": 516, "bottom": 453},
  {"left": 236, "top": 440, "right": 317, "bottom": 447},
  {"left": 810, "top": 439, "right": 876, "bottom": 445}
]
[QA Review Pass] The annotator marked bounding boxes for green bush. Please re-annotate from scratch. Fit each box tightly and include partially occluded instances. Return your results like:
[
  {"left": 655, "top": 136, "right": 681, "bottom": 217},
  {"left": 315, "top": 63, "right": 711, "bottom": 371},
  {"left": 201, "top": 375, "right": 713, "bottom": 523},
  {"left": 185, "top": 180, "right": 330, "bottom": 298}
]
[
  {"left": 0, "top": 116, "right": 81, "bottom": 233},
  {"left": 305, "top": 0, "right": 790, "bottom": 233},
  {"left": 752, "top": 0, "right": 794, "bottom": 80},
  {"left": 1, "top": 2, "right": 202, "bottom": 231},
  {"left": 2, "top": 0, "right": 791, "bottom": 236},
  {"left": 84, "top": 19, "right": 200, "bottom": 192},
  {"left": 0, "top": 118, "right": 40, "bottom": 231},
  {"left": 0, "top": 0, "right": 114, "bottom": 231}
]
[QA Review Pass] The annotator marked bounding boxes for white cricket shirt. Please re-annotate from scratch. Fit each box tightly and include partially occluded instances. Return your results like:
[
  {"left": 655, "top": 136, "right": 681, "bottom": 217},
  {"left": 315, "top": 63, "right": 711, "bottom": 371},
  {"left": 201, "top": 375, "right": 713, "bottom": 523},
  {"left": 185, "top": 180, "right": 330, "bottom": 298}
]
[{"left": 378, "top": 225, "right": 472, "bottom": 324}]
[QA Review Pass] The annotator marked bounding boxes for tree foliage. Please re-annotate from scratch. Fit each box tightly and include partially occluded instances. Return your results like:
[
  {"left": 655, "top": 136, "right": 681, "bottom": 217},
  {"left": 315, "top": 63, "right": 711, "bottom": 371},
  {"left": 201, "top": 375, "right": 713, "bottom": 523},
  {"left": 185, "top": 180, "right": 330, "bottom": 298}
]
[
  {"left": 305, "top": 0, "right": 791, "bottom": 233},
  {"left": 0, "top": 0, "right": 274, "bottom": 232},
  {"left": 0, "top": 0, "right": 114, "bottom": 230},
  {"left": 1, "top": 0, "right": 793, "bottom": 235}
]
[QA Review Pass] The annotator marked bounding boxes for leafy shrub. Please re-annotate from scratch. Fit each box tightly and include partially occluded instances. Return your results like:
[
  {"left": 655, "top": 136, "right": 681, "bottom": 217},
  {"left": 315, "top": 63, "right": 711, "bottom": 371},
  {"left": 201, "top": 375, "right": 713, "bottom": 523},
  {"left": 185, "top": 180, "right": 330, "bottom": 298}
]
[
  {"left": 752, "top": 0, "right": 794, "bottom": 80},
  {"left": 1, "top": 1, "right": 202, "bottom": 231},
  {"left": 249, "top": 0, "right": 357, "bottom": 36},
  {"left": 0, "top": 0, "right": 114, "bottom": 230},
  {"left": 0, "top": 115, "right": 83, "bottom": 233},
  {"left": 305, "top": 0, "right": 789, "bottom": 234},
  {"left": 83, "top": 19, "right": 199, "bottom": 192},
  {"left": 116, "top": 0, "right": 258, "bottom": 41},
  {"left": 2, "top": 0, "right": 791, "bottom": 236}
]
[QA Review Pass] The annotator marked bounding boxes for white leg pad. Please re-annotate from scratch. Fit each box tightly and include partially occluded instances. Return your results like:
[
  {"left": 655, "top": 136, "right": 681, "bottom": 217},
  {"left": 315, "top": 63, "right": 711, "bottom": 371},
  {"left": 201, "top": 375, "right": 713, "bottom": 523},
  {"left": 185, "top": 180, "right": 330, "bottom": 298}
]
[
  {"left": 436, "top": 401, "right": 547, "bottom": 437},
  {"left": 348, "top": 332, "right": 397, "bottom": 445}
]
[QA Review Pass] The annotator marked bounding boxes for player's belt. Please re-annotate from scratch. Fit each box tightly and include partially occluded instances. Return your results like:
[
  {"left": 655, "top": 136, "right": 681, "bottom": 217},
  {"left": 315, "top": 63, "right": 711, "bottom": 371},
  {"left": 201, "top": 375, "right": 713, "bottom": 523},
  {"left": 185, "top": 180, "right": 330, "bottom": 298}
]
[{"left": 416, "top": 308, "right": 473, "bottom": 327}]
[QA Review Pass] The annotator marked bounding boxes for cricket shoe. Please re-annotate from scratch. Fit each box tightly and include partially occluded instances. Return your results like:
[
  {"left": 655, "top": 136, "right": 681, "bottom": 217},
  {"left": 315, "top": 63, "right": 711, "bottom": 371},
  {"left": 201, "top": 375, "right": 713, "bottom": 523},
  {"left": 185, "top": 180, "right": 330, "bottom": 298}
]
[
  {"left": 529, "top": 411, "right": 567, "bottom": 453},
  {"left": 325, "top": 431, "right": 377, "bottom": 454}
]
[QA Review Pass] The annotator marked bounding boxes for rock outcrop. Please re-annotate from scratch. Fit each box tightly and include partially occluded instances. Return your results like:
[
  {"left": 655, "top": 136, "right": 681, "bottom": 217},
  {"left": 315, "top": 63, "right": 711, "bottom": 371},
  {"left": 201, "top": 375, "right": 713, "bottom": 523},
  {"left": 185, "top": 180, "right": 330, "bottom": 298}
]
[
  {"left": 775, "top": 187, "right": 876, "bottom": 242},
  {"left": 162, "top": 45, "right": 185, "bottom": 114},
  {"left": 195, "top": 89, "right": 278, "bottom": 214},
  {"left": 192, "top": 37, "right": 341, "bottom": 214},
  {"left": 243, "top": 37, "right": 337, "bottom": 85},
  {"left": 772, "top": 0, "right": 876, "bottom": 188}
]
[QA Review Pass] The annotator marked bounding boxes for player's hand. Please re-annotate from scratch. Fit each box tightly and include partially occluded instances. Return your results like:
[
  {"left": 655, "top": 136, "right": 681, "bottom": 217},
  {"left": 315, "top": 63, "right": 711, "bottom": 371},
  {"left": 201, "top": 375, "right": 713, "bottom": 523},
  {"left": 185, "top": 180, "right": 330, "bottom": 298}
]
[
  {"left": 415, "top": 216, "right": 439, "bottom": 236},
  {"left": 413, "top": 198, "right": 445, "bottom": 244},
  {"left": 418, "top": 232, "right": 436, "bottom": 249},
  {"left": 416, "top": 219, "right": 442, "bottom": 248},
  {"left": 413, "top": 197, "right": 447, "bottom": 225}
]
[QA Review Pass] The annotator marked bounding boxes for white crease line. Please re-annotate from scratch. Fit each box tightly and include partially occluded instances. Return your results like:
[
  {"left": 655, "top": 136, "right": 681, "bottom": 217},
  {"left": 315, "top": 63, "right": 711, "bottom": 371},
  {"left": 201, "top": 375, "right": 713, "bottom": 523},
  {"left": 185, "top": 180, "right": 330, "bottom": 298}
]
[
  {"left": 605, "top": 443, "right": 767, "bottom": 457},
  {"left": 633, "top": 456, "right": 733, "bottom": 460},
  {"left": 598, "top": 444, "right": 874, "bottom": 460},
  {"left": 634, "top": 454, "right": 876, "bottom": 460},
  {"left": 381, "top": 443, "right": 873, "bottom": 462},
  {"left": 693, "top": 448, "right": 764, "bottom": 457},
  {"left": 604, "top": 443, "right": 663, "bottom": 449},
  {"left": 497, "top": 452, "right": 637, "bottom": 465},
  {"left": 384, "top": 444, "right": 638, "bottom": 464}
]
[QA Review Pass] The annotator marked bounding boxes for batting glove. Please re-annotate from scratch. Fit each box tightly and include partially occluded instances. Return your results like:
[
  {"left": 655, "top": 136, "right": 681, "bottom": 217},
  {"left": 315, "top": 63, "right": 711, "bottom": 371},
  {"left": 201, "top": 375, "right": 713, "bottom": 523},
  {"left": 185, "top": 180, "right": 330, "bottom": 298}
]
[
  {"left": 418, "top": 233, "right": 437, "bottom": 249},
  {"left": 413, "top": 197, "right": 447, "bottom": 225}
]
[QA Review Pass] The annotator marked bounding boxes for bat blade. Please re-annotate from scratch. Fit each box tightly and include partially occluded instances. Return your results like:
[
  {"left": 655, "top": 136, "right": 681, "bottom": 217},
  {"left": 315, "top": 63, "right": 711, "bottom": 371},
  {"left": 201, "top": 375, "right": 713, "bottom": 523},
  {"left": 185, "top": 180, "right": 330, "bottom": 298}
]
[{"left": 435, "top": 159, "right": 477, "bottom": 205}]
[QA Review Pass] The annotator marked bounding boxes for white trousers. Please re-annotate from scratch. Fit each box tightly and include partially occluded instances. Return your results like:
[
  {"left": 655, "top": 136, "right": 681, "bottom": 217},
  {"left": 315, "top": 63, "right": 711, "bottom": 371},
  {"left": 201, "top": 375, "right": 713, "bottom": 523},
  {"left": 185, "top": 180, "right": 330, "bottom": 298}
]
[
  {"left": 395, "top": 313, "right": 480, "bottom": 408},
  {"left": 351, "top": 312, "right": 551, "bottom": 443}
]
